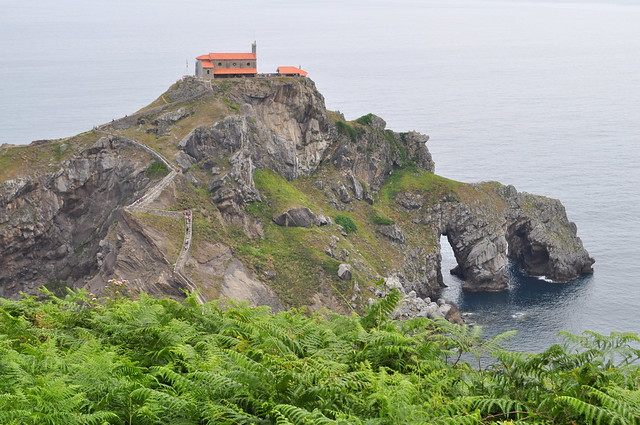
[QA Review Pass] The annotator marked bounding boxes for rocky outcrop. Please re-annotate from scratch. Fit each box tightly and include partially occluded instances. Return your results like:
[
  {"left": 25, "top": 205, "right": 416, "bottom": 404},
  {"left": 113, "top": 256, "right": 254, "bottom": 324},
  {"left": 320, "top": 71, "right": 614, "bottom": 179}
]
[
  {"left": 338, "top": 264, "right": 352, "bottom": 280},
  {"left": 173, "top": 79, "right": 338, "bottom": 237},
  {"left": 405, "top": 184, "right": 594, "bottom": 293},
  {"left": 392, "top": 292, "right": 464, "bottom": 325},
  {"left": 395, "top": 247, "right": 444, "bottom": 299},
  {"left": 378, "top": 224, "right": 406, "bottom": 244},
  {"left": 0, "top": 136, "right": 151, "bottom": 297},
  {"left": 174, "top": 151, "right": 196, "bottom": 170},
  {"left": 273, "top": 207, "right": 316, "bottom": 228},
  {"left": 188, "top": 241, "right": 283, "bottom": 311},
  {"left": 179, "top": 79, "right": 331, "bottom": 182},
  {"left": 380, "top": 276, "right": 463, "bottom": 324},
  {"left": 331, "top": 122, "right": 435, "bottom": 191},
  {"left": 153, "top": 107, "right": 189, "bottom": 136},
  {"left": 502, "top": 187, "right": 594, "bottom": 282},
  {"left": 0, "top": 76, "right": 593, "bottom": 318},
  {"left": 176, "top": 83, "right": 435, "bottom": 233},
  {"left": 84, "top": 209, "right": 186, "bottom": 299},
  {"left": 438, "top": 201, "right": 511, "bottom": 292}
]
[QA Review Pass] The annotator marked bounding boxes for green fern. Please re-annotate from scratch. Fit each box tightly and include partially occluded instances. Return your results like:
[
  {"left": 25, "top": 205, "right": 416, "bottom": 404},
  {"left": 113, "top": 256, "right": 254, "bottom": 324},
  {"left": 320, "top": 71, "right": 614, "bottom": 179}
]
[
  {"left": 360, "top": 288, "right": 401, "bottom": 330},
  {"left": 273, "top": 404, "right": 336, "bottom": 424},
  {"left": 1, "top": 288, "right": 638, "bottom": 424}
]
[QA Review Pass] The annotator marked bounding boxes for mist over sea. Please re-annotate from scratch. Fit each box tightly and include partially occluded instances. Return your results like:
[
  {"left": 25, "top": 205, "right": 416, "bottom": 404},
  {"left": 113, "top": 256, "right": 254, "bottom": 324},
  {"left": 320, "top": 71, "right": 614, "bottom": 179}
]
[{"left": 2, "top": 0, "right": 639, "bottom": 351}]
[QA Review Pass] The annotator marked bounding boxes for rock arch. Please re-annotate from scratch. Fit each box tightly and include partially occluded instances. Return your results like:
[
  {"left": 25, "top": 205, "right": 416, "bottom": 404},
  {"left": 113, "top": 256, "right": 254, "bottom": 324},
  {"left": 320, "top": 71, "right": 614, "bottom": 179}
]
[{"left": 432, "top": 186, "right": 594, "bottom": 292}]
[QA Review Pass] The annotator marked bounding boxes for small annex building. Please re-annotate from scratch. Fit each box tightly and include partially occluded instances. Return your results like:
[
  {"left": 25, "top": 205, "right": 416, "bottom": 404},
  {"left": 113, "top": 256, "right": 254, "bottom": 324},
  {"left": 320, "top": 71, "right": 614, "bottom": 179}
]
[
  {"left": 277, "top": 66, "right": 308, "bottom": 77},
  {"left": 196, "top": 42, "right": 257, "bottom": 79}
]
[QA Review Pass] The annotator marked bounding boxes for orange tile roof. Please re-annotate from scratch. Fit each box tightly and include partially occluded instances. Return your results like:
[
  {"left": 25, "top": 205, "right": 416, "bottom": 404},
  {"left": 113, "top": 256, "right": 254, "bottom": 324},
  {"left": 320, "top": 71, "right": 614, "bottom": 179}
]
[
  {"left": 197, "top": 53, "right": 256, "bottom": 61},
  {"left": 201, "top": 61, "right": 214, "bottom": 69},
  {"left": 277, "top": 66, "right": 308, "bottom": 77},
  {"left": 213, "top": 68, "right": 258, "bottom": 75}
]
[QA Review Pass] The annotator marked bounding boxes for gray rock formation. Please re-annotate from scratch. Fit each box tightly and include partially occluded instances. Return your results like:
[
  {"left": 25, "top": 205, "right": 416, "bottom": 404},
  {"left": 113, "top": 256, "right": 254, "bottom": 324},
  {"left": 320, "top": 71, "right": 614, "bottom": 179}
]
[
  {"left": 503, "top": 188, "right": 595, "bottom": 282},
  {"left": 273, "top": 207, "right": 317, "bottom": 228},
  {"left": 380, "top": 276, "right": 463, "bottom": 324},
  {"left": 332, "top": 126, "right": 435, "bottom": 191},
  {"left": 350, "top": 174, "right": 364, "bottom": 200},
  {"left": 378, "top": 224, "right": 406, "bottom": 244},
  {"left": 338, "top": 264, "right": 352, "bottom": 280},
  {"left": 0, "top": 136, "right": 152, "bottom": 298},
  {"left": 407, "top": 184, "right": 594, "bottom": 293},
  {"left": 177, "top": 79, "right": 331, "bottom": 231},
  {"left": 174, "top": 151, "right": 196, "bottom": 170},
  {"left": 153, "top": 107, "right": 189, "bottom": 136},
  {"left": 188, "top": 242, "right": 283, "bottom": 311},
  {"left": 314, "top": 215, "right": 331, "bottom": 226},
  {"left": 333, "top": 184, "right": 352, "bottom": 203},
  {"left": 179, "top": 79, "right": 331, "bottom": 182}
]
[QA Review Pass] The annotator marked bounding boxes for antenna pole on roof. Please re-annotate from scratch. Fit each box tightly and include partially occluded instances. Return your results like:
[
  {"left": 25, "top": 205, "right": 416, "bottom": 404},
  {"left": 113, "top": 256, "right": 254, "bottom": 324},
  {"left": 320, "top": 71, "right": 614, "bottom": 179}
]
[{"left": 252, "top": 40, "right": 257, "bottom": 55}]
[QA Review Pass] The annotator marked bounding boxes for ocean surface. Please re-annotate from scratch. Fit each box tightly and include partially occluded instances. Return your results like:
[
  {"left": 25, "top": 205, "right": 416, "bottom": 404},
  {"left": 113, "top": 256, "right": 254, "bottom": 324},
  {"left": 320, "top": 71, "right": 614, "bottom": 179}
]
[{"left": 2, "top": 0, "right": 639, "bottom": 351}]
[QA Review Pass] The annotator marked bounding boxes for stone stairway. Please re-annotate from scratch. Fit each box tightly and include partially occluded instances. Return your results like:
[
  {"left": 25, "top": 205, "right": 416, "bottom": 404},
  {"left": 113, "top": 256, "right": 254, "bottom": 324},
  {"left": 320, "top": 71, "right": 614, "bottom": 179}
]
[
  {"left": 173, "top": 210, "right": 206, "bottom": 304},
  {"left": 128, "top": 170, "right": 178, "bottom": 209},
  {"left": 95, "top": 128, "right": 204, "bottom": 303}
]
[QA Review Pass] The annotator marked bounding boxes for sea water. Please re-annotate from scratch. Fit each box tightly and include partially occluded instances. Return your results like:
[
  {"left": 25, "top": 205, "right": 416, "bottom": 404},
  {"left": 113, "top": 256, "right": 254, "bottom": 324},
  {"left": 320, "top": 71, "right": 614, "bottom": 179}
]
[{"left": 1, "top": 0, "right": 639, "bottom": 351}]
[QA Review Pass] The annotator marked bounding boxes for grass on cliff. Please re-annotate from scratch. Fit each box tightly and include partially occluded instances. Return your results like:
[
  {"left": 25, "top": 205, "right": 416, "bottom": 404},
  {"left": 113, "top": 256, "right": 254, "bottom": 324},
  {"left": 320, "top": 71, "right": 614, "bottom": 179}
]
[
  {"left": 171, "top": 180, "right": 229, "bottom": 268},
  {"left": 117, "top": 96, "right": 229, "bottom": 162},
  {"left": 334, "top": 213, "right": 357, "bottom": 233},
  {"left": 165, "top": 176, "right": 343, "bottom": 306},
  {"left": 252, "top": 169, "right": 313, "bottom": 212},
  {"left": 0, "top": 132, "right": 100, "bottom": 182},
  {"left": 244, "top": 169, "right": 415, "bottom": 306},
  {"left": 236, "top": 226, "right": 346, "bottom": 307},
  {"left": 168, "top": 165, "right": 517, "bottom": 309},
  {"left": 0, "top": 288, "right": 638, "bottom": 425},
  {"left": 380, "top": 165, "right": 514, "bottom": 214},
  {"left": 381, "top": 166, "right": 462, "bottom": 204},
  {"left": 243, "top": 170, "right": 349, "bottom": 306},
  {"left": 136, "top": 80, "right": 181, "bottom": 112}
]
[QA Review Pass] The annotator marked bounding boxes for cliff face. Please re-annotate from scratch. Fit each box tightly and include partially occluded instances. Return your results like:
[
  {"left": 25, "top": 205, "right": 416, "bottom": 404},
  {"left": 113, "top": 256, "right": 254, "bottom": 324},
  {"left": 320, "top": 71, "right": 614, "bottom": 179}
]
[
  {"left": 0, "top": 77, "right": 594, "bottom": 314},
  {"left": 0, "top": 137, "right": 150, "bottom": 297}
]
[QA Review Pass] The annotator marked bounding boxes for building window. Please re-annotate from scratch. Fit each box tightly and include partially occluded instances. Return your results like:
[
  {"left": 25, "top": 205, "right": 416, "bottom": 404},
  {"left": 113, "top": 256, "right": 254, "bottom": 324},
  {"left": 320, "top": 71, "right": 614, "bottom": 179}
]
[
  {"left": 247, "top": 62, "right": 250, "bottom": 66},
  {"left": 206, "top": 70, "right": 210, "bottom": 74},
  {"left": 218, "top": 62, "right": 222, "bottom": 66},
  {"left": 233, "top": 62, "right": 237, "bottom": 66}
]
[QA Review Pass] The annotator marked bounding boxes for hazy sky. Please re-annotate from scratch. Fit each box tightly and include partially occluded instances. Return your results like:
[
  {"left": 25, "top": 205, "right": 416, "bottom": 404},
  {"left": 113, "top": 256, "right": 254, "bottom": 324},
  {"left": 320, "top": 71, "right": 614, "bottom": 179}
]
[{"left": 1, "top": 0, "right": 639, "bottom": 143}]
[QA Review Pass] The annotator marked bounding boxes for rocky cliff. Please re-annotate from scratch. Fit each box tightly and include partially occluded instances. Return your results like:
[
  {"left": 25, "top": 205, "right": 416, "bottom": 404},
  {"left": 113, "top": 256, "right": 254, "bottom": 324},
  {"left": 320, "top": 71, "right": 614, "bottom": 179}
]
[{"left": 0, "top": 76, "right": 594, "bottom": 317}]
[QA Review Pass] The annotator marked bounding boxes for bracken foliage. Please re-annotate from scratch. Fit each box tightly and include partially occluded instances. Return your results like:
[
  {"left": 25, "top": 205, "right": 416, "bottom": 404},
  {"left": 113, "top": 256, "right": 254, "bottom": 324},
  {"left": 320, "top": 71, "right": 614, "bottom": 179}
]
[{"left": 0, "top": 285, "right": 638, "bottom": 425}]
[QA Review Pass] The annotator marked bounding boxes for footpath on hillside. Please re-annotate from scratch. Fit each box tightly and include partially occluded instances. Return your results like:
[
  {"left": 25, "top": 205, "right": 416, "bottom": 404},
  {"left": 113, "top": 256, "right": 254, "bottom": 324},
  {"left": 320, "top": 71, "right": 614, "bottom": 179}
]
[{"left": 95, "top": 127, "right": 205, "bottom": 304}]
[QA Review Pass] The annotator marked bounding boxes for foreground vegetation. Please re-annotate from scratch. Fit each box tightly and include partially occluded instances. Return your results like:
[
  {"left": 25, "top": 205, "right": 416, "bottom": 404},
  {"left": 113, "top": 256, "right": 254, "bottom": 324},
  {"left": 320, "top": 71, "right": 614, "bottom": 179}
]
[{"left": 0, "top": 285, "right": 638, "bottom": 425}]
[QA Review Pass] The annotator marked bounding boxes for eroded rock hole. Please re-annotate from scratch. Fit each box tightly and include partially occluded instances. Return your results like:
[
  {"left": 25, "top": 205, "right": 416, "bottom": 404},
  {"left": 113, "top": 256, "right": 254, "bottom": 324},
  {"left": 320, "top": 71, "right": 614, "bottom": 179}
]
[
  {"left": 440, "top": 234, "right": 463, "bottom": 280},
  {"left": 507, "top": 224, "right": 550, "bottom": 276}
]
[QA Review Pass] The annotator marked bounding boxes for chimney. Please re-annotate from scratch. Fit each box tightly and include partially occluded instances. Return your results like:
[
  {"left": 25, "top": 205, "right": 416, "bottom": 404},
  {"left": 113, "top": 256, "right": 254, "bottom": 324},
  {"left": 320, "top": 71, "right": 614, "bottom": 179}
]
[{"left": 252, "top": 41, "right": 257, "bottom": 55}]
